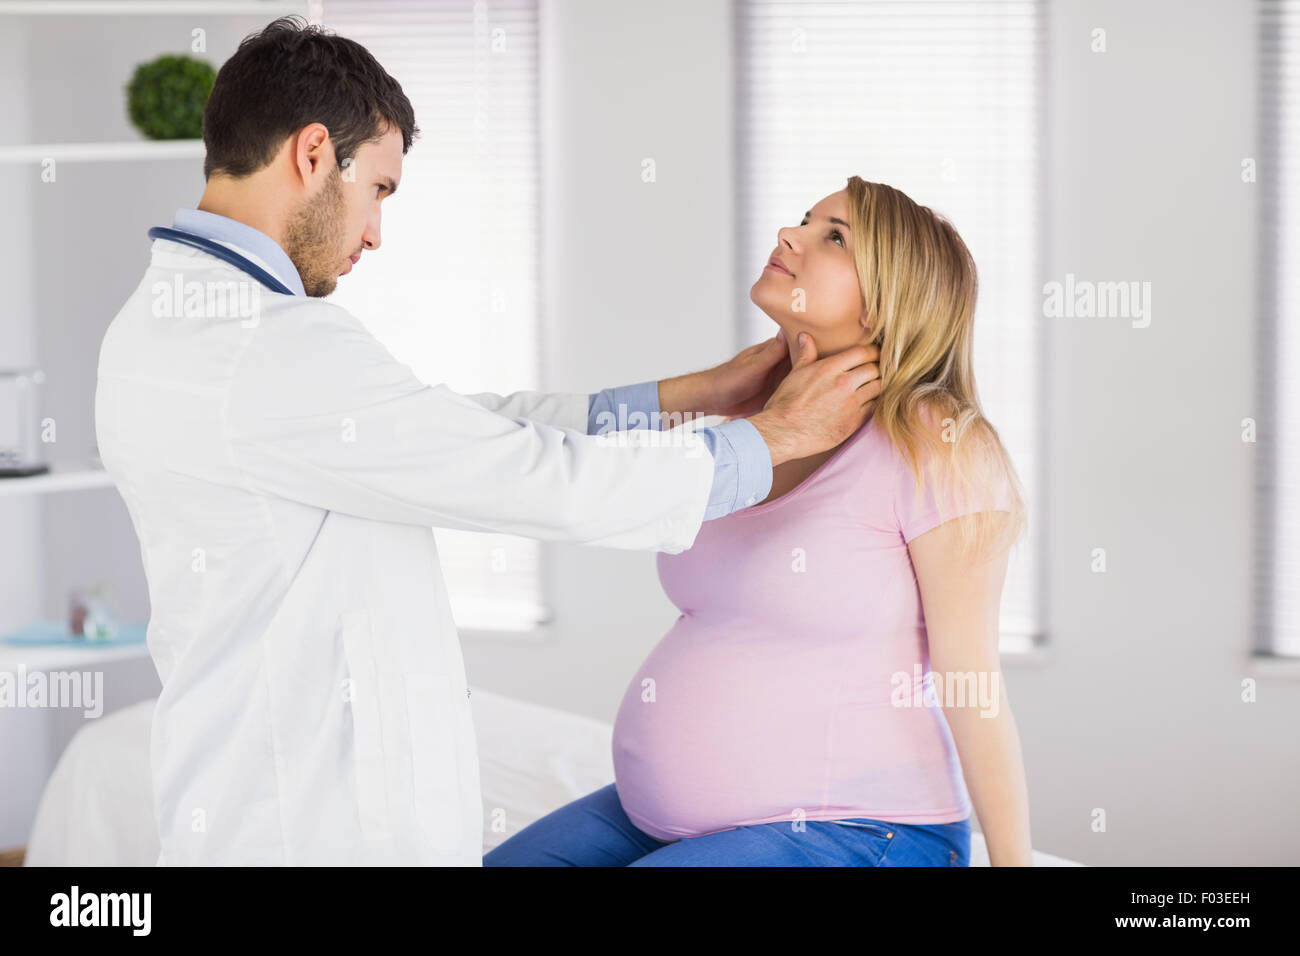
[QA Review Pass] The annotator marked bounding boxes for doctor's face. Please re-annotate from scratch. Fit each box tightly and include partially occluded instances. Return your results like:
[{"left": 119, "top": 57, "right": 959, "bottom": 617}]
[
  {"left": 284, "top": 127, "right": 403, "bottom": 297},
  {"left": 749, "top": 189, "right": 871, "bottom": 358}
]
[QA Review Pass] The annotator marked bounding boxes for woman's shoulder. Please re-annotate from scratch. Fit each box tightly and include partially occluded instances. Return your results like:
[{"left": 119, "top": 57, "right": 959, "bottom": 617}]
[
  {"left": 856, "top": 403, "right": 1019, "bottom": 539},
  {"left": 853, "top": 403, "right": 947, "bottom": 475}
]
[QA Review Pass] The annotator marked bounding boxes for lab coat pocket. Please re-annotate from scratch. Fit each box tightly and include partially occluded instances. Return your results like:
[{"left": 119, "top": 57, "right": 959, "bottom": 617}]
[
  {"left": 405, "top": 673, "right": 466, "bottom": 854},
  {"left": 340, "top": 610, "right": 392, "bottom": 840}
]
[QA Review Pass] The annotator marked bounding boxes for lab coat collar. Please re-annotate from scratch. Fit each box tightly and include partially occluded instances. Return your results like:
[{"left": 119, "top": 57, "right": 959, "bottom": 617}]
[{"left": 171, "top": 207, "right": 307, "bottom": 297}]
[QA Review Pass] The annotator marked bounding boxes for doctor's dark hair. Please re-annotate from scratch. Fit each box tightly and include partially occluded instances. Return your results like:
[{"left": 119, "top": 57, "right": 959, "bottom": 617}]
[{"left": 202, "top": 15, "right": 418, "bottom": 179}]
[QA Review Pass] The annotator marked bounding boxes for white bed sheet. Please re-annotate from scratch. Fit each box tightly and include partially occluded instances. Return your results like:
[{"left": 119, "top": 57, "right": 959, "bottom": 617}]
[{"left": 24, "top": 690, "right": 1082, "bottom": 866}]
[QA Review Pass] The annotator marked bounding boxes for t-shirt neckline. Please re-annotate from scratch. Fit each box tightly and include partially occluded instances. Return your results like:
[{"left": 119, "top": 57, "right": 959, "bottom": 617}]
[{"left": 732, "top": 415, "right": 876, "bottom": 518}]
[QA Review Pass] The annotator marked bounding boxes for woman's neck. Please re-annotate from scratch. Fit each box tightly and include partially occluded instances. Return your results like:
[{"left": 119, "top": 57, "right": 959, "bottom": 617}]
[{"left": 776, "top": 334, "right": 874, "bottom": 385}]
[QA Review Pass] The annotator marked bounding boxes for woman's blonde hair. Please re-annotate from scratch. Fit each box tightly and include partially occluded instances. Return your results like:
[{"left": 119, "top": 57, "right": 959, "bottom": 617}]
[{"left": 844, "top": 175, "right": 1027, "bottom": 563}]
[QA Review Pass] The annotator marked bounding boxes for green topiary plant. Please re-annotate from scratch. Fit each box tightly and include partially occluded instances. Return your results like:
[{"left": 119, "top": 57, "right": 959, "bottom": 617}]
[{"left": 125, "top": 54, "right": 217, "bottom": 140}]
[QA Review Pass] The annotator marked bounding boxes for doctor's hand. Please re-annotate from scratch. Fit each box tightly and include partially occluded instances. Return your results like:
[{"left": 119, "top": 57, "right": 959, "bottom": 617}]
[
  {"left": 746, "top": 333, "right": 882, "bottom": 467},
  {"left": 706, "top": 331, "right": 793, "bottom": 419},
  {"left": 657, "top": 332, "right": 792, "bottom": 423}
]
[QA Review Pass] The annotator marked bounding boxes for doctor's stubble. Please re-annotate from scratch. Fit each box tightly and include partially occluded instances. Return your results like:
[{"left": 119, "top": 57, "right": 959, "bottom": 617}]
[{"left": 283, "top": 162, "right": 348, "bottom": 298}]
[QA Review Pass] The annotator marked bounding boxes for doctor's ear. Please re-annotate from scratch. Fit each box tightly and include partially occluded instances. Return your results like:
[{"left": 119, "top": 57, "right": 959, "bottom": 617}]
[{"left": 292, "top": 123, "right": 334, "bottom": 183}]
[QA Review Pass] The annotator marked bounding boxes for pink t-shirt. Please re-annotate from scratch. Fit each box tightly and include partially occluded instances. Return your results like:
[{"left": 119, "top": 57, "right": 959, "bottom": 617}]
[{"left": 611, "top": 414, "right": 1012, "bottom": 842}]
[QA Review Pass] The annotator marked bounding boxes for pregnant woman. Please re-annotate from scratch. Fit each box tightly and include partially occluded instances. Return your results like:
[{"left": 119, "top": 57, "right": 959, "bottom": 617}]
[{"left": 484, "top": 176, "right": 1031, "bottom": 866}]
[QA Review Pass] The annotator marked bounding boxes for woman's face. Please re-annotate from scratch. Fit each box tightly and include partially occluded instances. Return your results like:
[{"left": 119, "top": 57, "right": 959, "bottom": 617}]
[{"left": 749, "top": 189, "right": 870, "bottom": 357}]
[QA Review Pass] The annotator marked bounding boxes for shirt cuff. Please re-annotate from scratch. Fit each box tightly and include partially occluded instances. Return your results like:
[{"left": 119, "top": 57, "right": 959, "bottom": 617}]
[
  {"left": 695, "top": 418, "right": 774, "bottom": 520},
  {"left": 587, "top": 379, "right": 662, "bottom": 435}
]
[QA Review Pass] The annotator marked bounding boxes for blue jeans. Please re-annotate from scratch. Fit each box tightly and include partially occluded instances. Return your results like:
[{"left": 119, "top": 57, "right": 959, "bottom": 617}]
[{"left": 483, "top": 783, "right": 971, "bottom": 867}]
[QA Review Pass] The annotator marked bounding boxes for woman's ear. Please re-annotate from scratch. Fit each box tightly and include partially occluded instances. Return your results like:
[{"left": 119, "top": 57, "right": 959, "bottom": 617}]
[{"left": 859, "top": 307, "right": 876, "bottom": 342}]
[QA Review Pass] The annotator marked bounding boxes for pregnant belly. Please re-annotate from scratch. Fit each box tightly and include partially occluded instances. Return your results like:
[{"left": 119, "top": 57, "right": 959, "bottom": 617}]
[
  {"left": 611, "top": 617, "right": 865, "bottom": 842},
  {"left": 611, "top": 616, "right": 970, "bottom": 842}
]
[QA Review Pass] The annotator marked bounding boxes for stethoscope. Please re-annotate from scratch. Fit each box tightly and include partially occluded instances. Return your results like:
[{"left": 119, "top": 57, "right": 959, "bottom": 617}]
[{"left": 148, "top": 226, "right": 297, "bottom": 296}]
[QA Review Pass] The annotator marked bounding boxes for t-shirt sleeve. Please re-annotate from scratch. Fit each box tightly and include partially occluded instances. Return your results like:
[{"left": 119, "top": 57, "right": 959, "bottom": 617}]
[{"left": 893, "top": 443, "right": 1016, "bottom": 544}]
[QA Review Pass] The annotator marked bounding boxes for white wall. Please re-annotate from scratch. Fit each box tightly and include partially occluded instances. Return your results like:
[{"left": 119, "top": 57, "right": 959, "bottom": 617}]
[
  {"left": 0, "top": 15, "right": 41, "bottom": 638},
  {"left": 462, "top": 0, "right": 1298, "bottom": 866},
  {"left": 1030, "top": 0, "right": 1293, "bottom": 866}
]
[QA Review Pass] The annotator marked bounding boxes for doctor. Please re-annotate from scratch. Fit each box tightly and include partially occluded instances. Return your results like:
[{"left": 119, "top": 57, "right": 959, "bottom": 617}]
[{"left": 94, "top": 17, "right": 882, "bottom": 865}]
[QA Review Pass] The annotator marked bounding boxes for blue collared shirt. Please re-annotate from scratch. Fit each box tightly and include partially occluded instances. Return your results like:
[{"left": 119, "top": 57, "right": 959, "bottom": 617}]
[
  {"left": 167, "top": 208, "right": 771, "bottom": 521},
  {"left": 170, "top": 207, "right": 306, "bottom": 297},
  {"left": 589, "top": 381, "right": 772, "bottom": 521}
]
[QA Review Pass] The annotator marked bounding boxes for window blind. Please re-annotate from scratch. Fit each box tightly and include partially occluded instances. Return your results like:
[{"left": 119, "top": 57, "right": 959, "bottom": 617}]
[
  {"left": 1258, "top": 0, "right": 1299, "bottom": 656},
  {"left": 737, "top": 0, "right": 1046, "bottom": 646},
  {"left": 321, "top": 0, "right": 548, "bottom": 633}
]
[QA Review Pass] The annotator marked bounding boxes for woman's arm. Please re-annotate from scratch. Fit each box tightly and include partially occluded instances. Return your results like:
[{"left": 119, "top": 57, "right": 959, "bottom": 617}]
[{"left": 908, "top": 519, "right": 1033, "bottom": 866}]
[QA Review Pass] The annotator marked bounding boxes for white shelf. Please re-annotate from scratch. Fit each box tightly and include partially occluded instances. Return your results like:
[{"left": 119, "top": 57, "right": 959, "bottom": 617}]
[
  {"left": 0, "top": 1, "right": 308, "bottom": 14},
  {"left": 0, "top": 639, "right": 149, "bottom": 673},
  {"left": 0, "top": 464, "right": 115, "bottom": 497},
  {"left": 0, "top": 139, "right": 207, "bottom": 165}
]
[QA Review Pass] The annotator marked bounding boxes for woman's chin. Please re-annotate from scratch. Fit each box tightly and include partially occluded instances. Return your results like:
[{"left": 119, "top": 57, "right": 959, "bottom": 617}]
[{"left": 748, "top": 291, "right": 785, "bottom": 323}]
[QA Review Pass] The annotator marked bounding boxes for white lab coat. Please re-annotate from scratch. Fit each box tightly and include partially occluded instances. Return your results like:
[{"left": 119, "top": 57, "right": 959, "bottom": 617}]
[{"left": 93, "top": 234, "right": 716, "bottom": 865}]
